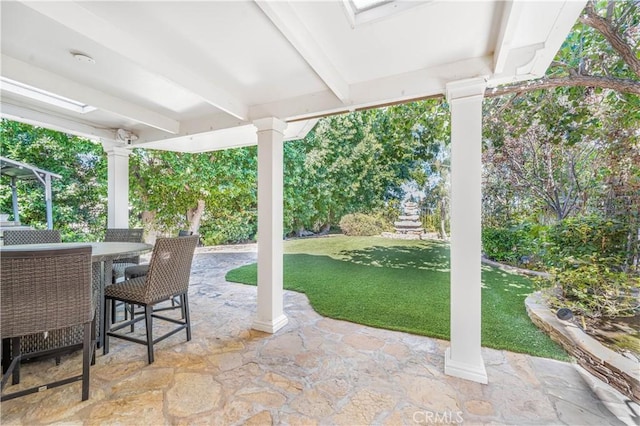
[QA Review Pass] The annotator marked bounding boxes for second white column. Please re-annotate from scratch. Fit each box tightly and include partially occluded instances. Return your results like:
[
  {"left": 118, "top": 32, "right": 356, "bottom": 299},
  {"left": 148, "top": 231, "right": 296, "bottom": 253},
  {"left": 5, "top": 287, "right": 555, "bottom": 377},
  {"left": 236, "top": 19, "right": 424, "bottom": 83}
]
[{"left": 253, "top": 117, "right": 289, "bottom": 333}]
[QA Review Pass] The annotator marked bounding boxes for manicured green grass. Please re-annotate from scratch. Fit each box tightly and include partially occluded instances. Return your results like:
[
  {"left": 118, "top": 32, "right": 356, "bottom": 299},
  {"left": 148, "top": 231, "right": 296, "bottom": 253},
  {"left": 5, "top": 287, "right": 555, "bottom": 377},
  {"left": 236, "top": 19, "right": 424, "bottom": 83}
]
[{"left": 226, "top": 236, "right": 568, "bottom": 360}]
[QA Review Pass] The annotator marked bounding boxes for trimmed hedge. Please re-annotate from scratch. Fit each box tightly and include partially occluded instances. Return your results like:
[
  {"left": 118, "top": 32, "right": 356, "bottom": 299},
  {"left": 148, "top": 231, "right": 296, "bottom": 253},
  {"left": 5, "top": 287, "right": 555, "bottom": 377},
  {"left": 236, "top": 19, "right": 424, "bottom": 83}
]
[{"left": 339, "top": 213, "right": 388, "bottom": 236}]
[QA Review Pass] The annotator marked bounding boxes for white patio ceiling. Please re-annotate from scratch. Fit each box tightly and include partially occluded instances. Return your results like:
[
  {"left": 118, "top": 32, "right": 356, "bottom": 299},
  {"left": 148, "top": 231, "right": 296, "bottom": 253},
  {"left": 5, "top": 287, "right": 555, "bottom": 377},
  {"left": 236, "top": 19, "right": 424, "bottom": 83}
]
[{"left": 1, "top": 0, "right": 585, "bottom": 152}]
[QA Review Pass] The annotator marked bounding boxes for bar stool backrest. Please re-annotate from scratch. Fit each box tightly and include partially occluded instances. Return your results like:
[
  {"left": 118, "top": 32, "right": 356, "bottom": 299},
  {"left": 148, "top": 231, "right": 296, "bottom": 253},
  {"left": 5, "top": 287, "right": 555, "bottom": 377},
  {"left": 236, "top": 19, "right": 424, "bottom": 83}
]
[
  {"left": 143, "top": 235, "right": 199, "bottom": 303},
  {"left": 104, "top": 228, "right": 143, "bottom": 265},
  {"left": 1, "top": 246, "right": 93, "bottom": 338},
  {"left": 3, "top": 230, "right": 61, "bottom": 245}
]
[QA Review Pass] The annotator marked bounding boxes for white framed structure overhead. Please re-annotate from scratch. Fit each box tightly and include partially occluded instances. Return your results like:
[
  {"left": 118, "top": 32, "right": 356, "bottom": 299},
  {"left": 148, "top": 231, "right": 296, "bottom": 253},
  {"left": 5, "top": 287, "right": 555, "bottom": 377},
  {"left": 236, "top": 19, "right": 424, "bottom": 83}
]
[{"left": 0, "top": 0, "right": 586, "bottom": 383}]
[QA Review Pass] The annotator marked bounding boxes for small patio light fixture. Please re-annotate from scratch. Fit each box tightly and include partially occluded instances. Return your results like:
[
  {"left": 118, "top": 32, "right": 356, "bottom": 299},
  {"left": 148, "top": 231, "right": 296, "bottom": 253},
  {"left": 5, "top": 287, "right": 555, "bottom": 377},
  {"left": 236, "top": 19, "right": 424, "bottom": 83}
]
[
  {"left": 556, "top": 308, "right": 574, "bottom": 321},
  {"left": 71, "top": 51, "right": 96, "bottom": 65}
]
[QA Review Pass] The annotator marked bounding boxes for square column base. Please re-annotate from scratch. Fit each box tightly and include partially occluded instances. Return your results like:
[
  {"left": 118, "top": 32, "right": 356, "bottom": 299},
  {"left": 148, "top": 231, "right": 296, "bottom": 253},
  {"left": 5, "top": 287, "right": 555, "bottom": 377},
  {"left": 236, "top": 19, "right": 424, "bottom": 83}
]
[
  {"left": 444, "top": 347, "right": 488, "bottom": 384},
  {"left": 252, "top": 315, "right": 289, "bottom": 334}
]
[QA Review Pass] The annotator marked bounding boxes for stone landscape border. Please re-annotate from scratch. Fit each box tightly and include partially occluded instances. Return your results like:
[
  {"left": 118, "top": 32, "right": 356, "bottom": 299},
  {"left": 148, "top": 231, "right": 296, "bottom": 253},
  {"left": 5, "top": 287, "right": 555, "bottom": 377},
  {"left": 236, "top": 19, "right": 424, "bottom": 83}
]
[
  {"left": 525, "top": 292, "right": 639, "bottom": 403},
  {"left": 479, "top": 256, "right": 639, "bottom": 403}
]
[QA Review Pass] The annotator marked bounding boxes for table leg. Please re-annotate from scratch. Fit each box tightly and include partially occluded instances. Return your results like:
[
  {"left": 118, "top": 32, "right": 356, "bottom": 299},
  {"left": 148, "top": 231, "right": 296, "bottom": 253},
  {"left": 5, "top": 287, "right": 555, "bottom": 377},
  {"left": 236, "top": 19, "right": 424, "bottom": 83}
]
[
  {"left": 95, "top": 259, "right": 113, "bottom": 349},
  {"left": 92, "top": 262, "right": 102, "bottom": 348}
]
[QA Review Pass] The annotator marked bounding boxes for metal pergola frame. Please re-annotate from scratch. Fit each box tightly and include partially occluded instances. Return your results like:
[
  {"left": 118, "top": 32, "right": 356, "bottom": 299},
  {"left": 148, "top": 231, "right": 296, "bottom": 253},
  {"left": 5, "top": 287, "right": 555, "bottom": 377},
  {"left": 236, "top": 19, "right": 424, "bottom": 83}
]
[{"left": 0, "top": 156, "right": 61, "bottom": 229}]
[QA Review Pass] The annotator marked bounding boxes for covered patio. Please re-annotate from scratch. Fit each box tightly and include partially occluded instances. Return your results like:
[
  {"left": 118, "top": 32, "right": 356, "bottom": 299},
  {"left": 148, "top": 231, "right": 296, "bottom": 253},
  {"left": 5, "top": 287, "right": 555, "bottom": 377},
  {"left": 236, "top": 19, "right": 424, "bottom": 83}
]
[
  {"left": 0, "top": 0, "right": 601, "bottom": 410},
  {"left": 0, "top": 247, "right": 627, "bottom": 424}
]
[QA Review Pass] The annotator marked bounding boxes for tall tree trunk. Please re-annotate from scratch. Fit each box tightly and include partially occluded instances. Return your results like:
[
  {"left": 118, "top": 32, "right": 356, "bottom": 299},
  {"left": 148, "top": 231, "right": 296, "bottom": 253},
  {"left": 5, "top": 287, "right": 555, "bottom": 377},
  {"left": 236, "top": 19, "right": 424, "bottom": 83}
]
[
  {"left": 318, "top": 223, "right": 331, "bottom": 235},
  {"left": 141, "top": 210, "right": 157, "bottom": 244},
  {"left": 438, "top": 196, "right": 448, "bottom": 240},
  {"left": 186, "top": 199, "right": 205, "bottom": 234}
]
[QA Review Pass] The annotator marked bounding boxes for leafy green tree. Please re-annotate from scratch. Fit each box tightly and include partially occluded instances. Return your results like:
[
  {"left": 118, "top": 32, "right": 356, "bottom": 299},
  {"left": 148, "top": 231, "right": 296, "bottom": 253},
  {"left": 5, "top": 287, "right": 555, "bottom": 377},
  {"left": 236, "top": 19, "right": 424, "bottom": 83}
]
[
  {"left": 480, "top": 0, "right": 639, "bottom": 277},
  {"left": 129, "top": 147, "right": 257, "bottom": 244},
  {"left": 489, "top": 0, "right": 639, "bottom": 97},
  {"left": 285, "top": 111, "right": 401, "bottom": 233},
  {"left": 0, "top": 120, "right": 106, "bottom": 241},
  {"left": 482, "top": 2, "right": 639, "bottom": 217},
  {"left": 283, "top": 103, "right": 450, "bottom": 235}
]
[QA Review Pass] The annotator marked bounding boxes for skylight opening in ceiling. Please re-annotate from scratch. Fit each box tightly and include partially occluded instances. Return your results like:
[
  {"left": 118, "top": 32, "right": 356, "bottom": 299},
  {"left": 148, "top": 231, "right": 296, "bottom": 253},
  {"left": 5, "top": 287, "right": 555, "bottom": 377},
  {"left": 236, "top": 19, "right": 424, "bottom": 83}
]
[
  {"left": 0, "top": 77, "right": 97, "bottom": 114},
  {"left": 351, "top": 0, "right": 392, "bottom": 13},
  {"left": 343, "top": 0, "right": 431, "bottom": 27}
]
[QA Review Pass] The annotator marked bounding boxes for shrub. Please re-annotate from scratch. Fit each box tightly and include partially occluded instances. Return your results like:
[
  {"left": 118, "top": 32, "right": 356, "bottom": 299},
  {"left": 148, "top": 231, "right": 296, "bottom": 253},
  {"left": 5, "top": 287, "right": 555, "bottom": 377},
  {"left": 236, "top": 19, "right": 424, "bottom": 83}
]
[
  {"left": 482, "top": 222, "right": 545, "bottom": 266},
  {"left": 537, "top": 255, "right": 640, "bottom": 320},
  {"left": 482, "top": 227, "right": 521, "bottom": 263},
  {"left": 339, "top": 213, "right": 388, "bottom": 236},
  {"left": 199, "top": 213, "right": 256, "bottom": 245},
  {"left": 546, "top": 215, "right": 628, "bottom": 266}
]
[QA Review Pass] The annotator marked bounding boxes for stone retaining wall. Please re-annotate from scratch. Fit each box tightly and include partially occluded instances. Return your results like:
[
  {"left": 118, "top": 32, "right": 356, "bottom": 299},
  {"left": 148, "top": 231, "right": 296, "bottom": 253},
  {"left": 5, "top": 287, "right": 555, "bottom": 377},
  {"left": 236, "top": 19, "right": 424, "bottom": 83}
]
[{"left": 526, "top": 292, "right": 640, "bottom": 402}]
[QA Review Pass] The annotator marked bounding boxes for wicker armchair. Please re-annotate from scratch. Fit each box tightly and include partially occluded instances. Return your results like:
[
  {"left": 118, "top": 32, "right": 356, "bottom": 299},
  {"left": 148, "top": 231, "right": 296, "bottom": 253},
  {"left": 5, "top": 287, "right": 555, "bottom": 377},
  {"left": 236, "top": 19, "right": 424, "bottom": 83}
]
[
  {"left": 1, "top": 246, "right": 95, "bottom": 401},
  {"left": 103, "top": 235, "right": 198, "bottom": 363},
  {"left": 104, "top": 228, "right": 144, "bottom": 283},
  {"left": 3, "top": 229, "right": 61, "bottom": 245}
]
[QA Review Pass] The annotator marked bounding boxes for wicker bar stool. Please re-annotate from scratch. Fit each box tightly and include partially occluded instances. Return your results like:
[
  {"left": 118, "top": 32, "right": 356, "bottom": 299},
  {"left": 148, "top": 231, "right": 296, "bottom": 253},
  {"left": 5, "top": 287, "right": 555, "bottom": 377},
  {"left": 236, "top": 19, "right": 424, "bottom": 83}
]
[
  {"left": 104, "top": 228, "right": 144, "bottom": 283},
  {"left": 123, "top": 230, "right": 192, "bottom": 281},
  {"left": 104, "top": 228, "right": 144, "bottom": 324},
  {"left": 1, "top": 246, "right": 95, "bottom": 401},
  {"left": 122, "top": 231, "right": 194, "bottom": 319},
  {"left": 103, "top": 235, "right": 198, "bottom": 364},
  {"left": 1, "top": 229, "right": 85, "bottom": 369}
]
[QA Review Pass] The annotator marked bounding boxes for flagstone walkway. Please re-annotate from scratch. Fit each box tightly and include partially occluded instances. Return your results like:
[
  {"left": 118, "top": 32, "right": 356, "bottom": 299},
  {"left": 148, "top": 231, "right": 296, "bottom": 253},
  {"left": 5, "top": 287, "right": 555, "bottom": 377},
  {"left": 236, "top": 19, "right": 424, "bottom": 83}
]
[{"left": 1, "top": 246, "right": 637, "bottom": 425}]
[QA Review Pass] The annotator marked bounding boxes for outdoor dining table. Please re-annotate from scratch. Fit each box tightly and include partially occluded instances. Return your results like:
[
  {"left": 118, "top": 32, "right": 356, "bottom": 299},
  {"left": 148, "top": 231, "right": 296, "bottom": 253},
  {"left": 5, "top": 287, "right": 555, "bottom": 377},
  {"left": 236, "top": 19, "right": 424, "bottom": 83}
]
[{"left": 0, "top": 241, "right": 153, "bottom": 348}]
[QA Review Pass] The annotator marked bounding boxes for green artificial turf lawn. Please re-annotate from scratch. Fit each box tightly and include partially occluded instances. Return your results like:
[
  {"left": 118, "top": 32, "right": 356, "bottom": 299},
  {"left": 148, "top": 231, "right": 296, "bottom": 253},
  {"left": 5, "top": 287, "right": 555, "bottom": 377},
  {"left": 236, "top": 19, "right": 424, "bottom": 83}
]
[{"left": 226, "top": 236, "right": 568, "bottom": 360}]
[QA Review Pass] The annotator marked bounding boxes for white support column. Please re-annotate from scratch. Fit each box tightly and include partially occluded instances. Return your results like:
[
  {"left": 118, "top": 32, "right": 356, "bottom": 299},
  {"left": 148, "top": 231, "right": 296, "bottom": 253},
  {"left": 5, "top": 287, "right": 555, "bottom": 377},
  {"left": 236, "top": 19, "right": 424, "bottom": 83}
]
[
  {"left": 445, "top": 78, "right": 488, "bottom": 384},
  {"left": 252, "top": 117, "right": 289, "bottom": 333},
  {"left": 102, "top": 143, "right": 131, "bottom": 228}
]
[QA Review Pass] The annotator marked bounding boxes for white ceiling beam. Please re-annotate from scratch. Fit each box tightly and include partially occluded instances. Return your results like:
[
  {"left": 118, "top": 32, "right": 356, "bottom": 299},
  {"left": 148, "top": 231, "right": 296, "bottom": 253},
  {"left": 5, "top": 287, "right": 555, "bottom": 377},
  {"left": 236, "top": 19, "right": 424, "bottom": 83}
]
[
  {"left": 492, "top": 0, "right": 523, "bottom": 75},
  {"left": 488, "top": 0, "right": 587, "bottom": 86},
  {"left": 286, "top": 119, "right": 319, "bottom": 141},
  {"left": 134, "top": 119, "right": 318, "bottom": 153},
  {"left": 136, "top": 112, "right": 317, "bottom": 147},
  {"left": 21, "top": 1, "right": 249, "bottom": 121},
  {"left": 2, "top": 55, "right": 179, "bottom": 134},
  {"left": 135, "top": 112, "right": 248, "bottom": 144},
  {"left": 133, "top": 126, "right": 259, "bottom": 153},
  {"left": 255, "top": 1, "right": 351, "bottom": 105},
  {"left": 1, "top": 101, "right": 117, "bottom": 142},
  {"left": 250, "top": 56, "right": 492, "bottom": 121},
  {"left": 524, "top": 0, "right": 587, "bottom": 77},
  {"left": 350, "top": 56, "right": 491, "bottom": 108}
]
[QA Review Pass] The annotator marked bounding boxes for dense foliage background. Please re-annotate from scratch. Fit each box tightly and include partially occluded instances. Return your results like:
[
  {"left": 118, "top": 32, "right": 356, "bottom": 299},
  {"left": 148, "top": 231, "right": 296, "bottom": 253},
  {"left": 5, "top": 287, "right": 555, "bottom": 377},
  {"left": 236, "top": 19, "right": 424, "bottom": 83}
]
[{"left": 1, "top": 1, "right": 638, "bottom": 321}]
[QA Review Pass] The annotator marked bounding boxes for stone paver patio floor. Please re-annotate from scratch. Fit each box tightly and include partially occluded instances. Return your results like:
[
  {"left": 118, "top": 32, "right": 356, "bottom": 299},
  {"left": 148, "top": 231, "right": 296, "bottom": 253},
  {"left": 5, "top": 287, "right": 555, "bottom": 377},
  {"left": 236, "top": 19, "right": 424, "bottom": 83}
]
[{"left": 1, "top": 246, "right": 636, "bottom": 425}]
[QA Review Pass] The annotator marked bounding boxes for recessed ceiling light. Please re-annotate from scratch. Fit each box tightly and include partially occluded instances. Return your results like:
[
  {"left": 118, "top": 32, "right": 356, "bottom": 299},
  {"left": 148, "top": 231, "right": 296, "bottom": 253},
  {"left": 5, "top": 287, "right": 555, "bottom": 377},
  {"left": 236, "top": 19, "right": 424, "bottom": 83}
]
[{"left": 71, "top": 52, "right": 95, "bottom": 64}]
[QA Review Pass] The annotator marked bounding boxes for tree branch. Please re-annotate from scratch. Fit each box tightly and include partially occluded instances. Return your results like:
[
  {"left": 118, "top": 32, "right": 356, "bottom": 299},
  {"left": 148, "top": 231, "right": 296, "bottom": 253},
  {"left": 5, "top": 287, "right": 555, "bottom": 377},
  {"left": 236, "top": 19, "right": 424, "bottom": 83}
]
[
  {"left": 486, "top": 75, "right": 640, "bottom": 98},
  {"left": 579, "top": 0, "right": 640, "bottom": 77},
  {"left": 605, "top": 0, "right": 615, "bottom": 23}
]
